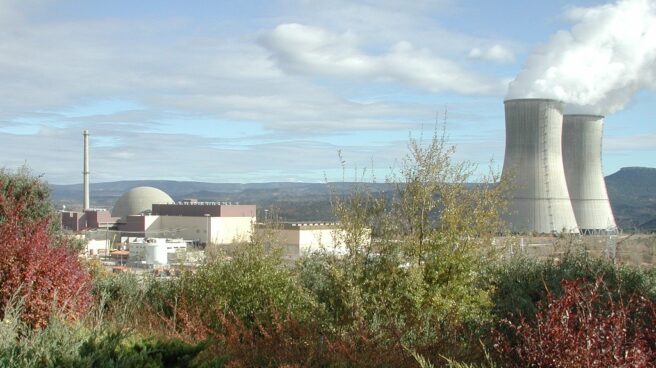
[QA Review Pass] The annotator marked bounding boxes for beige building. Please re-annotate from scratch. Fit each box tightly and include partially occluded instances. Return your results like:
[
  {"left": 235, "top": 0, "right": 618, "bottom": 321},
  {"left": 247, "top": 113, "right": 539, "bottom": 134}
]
[
  {"left": 122, "top": 213, "right": 254, "bottom": 245},
  {"left": 259, "top": 222, "right": 366, "bottom": 259}
]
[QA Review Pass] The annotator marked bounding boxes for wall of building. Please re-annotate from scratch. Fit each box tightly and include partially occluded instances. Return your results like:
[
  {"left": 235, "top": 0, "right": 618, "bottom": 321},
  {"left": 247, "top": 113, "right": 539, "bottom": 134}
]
[
  {"left": 152, "top": 204, "right": 256, "bottom": 218},
  {"left": 211, "top": 216, "right": 255, "bottom": 244},
  {"left": 299, "top": 228, "right": 340, "bottom": 254},
  {"left": 259, "top": 224, "right": 355, "bottom": 259},
  {"left": 61, "top": 211, "right": 85, "bottom": 231},
  {"left": 87, "top": 239, "right": 110, "bottom": 255},
  {"left": 123, "top": 215, "right": 160, "bottom": 236},
  {"left": 156, "top": 216, "right": 210, "bottom": 243}
]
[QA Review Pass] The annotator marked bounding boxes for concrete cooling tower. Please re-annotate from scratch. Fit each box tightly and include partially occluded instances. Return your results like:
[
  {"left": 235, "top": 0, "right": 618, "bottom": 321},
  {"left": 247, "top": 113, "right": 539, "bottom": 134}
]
[
  {"left": 562, "top": 115, "right": 616, "bottom": 233},
  {"left": 502, "top": 99, "right": 579, "bottom": 234}
]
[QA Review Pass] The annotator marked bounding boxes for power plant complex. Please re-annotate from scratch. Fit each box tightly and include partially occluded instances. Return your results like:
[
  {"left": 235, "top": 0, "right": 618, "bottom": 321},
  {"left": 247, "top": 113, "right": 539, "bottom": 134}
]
[
  {"left": 501, "top": 99, "right": 616, "bottom": 234},
  {"left": 61, "top": 96, "right": 619, "bottom": 270},
  {"left": 60, "top": 130, "right": 350, "bottom": 267}
]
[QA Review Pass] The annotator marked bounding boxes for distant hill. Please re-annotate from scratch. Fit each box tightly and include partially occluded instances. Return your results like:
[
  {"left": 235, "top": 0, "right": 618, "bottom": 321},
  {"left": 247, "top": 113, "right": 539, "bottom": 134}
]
[
  {"left": 49, "top": 181, "right": 394, "bottom": 222},
  {"left": 49, "top": 167, "right": 656, "bottom": 230},
  {"left": 605, "top": 167, "right": 656, "bottom": 231}
]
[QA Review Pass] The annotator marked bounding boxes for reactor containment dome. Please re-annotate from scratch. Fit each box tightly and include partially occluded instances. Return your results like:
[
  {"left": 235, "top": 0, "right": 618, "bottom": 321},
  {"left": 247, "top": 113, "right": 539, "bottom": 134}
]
[{"left": 112, "top": 186, "right": 174, "bottom": 220}]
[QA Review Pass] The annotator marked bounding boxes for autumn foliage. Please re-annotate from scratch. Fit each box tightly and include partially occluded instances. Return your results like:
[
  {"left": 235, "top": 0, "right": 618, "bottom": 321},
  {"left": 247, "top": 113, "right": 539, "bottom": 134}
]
[
  {"left": 0, "top": 173, "right": 91, "bottom": 328},
  {"left": 496, "top": 277, "right": 656, "bottom": 367}
]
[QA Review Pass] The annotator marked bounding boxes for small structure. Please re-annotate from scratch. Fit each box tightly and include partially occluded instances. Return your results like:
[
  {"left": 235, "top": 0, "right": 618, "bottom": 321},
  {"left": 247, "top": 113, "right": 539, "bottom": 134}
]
[{"left": 127, "top": 237, "right": 188, "bottom": 266}]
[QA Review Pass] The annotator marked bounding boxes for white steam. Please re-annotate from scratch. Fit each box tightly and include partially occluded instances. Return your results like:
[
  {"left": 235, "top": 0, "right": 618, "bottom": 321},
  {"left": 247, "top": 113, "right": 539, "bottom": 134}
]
[{"left": 506, "top": 0, "right": 656, "bottom": 114}]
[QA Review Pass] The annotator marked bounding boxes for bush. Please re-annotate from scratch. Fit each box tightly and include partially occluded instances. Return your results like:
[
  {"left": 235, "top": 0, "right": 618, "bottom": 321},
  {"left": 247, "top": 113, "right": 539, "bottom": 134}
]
[
  {"left": 292, "top": 126, "right": 510, "bottom": 365},
  {"left": 0, "top": 302, "right": 204, "bottom": 368},
  {"left": 142, "top": 243, "right": 320, "bottom": 348},
  {"left": 490, "top": 252, "right": 656, "bottom": 324},
  {"left": 0, "top": 169, "right": 91, "bottom": 328},
  {"left": 496, "top": 277, "right": 656, "bottom": 367}
]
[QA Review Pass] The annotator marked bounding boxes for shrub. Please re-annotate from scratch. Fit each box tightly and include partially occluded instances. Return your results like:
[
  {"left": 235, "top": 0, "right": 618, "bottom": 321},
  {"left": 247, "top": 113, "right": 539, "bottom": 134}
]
[
  {"left": 490, "top": 252, "right": 656, "bottom": 324},
  {"left": 496, "top": 277, "right": 656, "bottom": 367},
  {"left": 0, "top": 170, "right": 91, "bottom": 328},
  {"left": 144, "top": 243, "right": 319, "bottom": 345},
  {"left": 0, "top": 301, "right": 204, "bottom": 368},
  {"left": 329, "top": 128, "right": 507, "bottom": 334}
]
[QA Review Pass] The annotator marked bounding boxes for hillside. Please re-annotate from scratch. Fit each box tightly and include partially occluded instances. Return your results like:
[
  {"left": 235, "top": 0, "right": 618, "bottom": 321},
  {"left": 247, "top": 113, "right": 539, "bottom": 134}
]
[
  {"left": 49, "top": 181, "right": 394, "bottom": 222},
  {"left": 49, "top": 167, "right": 656, "bottom": 230},
  {"left": 605, "top": 167, "right": 656, "bottom": 230}
]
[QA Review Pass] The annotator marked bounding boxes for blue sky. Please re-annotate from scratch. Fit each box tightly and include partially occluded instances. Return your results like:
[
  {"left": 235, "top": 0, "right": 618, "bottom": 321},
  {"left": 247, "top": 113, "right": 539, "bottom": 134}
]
[{"left": 0, "top": 0, "right": 654, "bottom": 184}]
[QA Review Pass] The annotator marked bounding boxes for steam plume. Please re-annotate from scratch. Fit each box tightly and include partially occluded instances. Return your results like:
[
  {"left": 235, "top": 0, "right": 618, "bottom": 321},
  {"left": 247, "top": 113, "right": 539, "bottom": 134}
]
[{"left": 506, "top": 0, "right": 656, "bottom": 114}]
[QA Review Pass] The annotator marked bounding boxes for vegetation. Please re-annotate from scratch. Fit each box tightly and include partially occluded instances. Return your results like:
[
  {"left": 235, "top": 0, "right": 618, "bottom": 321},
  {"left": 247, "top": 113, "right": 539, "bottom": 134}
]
[
  {"left": 496, "top": 277, "right": 655, "bottom": 367},
  {"left": 1, "top": 133, "right": 655, "bottom": 367},
  {"left": 0, "top": 169, "right": 91, "bottom": 329}
]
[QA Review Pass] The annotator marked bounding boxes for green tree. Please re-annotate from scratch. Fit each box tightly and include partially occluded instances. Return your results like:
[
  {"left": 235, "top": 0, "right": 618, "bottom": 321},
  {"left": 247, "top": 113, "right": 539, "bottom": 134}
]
[
  {"left": 0, "top": 167, "right": 58, "bottom": 230},
  {"left": 300, "top": 126, "right": 510, "bottom": 362}
]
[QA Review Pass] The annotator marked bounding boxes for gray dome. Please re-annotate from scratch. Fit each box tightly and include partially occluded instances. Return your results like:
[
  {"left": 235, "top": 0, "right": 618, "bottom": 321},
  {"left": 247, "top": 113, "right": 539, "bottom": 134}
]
[{"left": 112, "top": 186, "right": 174, "bottom": 219}]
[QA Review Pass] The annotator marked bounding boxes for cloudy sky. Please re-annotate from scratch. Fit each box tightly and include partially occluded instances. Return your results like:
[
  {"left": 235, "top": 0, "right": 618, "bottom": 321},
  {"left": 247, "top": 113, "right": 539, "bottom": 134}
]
[{"left": 1, "top": 0, "right": 654, "bottom": 184}]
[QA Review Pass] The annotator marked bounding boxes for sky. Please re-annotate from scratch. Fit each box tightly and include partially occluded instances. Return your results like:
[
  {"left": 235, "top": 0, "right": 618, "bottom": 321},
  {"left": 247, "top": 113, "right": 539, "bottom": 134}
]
[{"left": 0, "top": 0, "right": 654, "bottom": 185}]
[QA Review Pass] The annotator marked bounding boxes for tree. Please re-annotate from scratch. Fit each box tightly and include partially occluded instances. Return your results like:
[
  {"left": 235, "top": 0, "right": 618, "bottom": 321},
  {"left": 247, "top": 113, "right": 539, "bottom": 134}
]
[
  {"left": 300, "top": 125, "right": 510, "bottom": 363},
  {"left": 0, "top": 168, "right": 91, "bottom": 328}
]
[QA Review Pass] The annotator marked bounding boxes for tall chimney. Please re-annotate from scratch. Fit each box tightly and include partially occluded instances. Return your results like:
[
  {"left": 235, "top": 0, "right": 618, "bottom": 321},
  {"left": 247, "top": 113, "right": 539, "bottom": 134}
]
[
  {"left": 562, "top": 115, "right": 616, "bottom": 233},
  {"left": 501, "top": 99, "right": 579, "bottom": 234},
  {"left": 83, "top": 130, "right": 90, "bottom": 210}
]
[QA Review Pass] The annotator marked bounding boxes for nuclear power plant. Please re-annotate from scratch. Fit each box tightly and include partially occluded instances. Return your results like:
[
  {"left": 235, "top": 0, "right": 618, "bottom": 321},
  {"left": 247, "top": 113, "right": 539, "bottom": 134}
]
[{"left": 501, "top": 99, "right": 616, "bottom": 234}]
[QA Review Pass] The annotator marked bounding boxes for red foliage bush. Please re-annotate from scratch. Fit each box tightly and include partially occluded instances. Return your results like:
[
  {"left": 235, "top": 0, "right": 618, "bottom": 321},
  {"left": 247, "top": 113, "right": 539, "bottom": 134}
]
[
  {"left": 0, "top": 180, "right": 91, "bottom": 328},
  {"left": 496, "top": 277, "right": 656, "bottom": 367}
]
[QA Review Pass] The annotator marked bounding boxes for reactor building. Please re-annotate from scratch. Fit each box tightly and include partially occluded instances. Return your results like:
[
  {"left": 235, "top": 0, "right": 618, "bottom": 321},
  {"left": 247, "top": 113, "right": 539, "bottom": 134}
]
[{"left": 501, "top": 99, "right": 616, "bottom": 234}]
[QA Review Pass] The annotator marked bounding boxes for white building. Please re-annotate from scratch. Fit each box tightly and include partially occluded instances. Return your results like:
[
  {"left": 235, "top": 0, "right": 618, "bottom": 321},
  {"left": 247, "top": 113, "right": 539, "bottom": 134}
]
[
  {"left": 258, "top": 222, "right": 368, "bottom": 259},
  {"left": 115, "top": 195, "right": 256, "bottom": 245}
]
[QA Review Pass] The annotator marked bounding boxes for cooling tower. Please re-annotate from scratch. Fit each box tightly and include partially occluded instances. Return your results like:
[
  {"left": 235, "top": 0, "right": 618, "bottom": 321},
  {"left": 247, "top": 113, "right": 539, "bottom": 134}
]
[
  {"left": 502, "top": 99, "right": 579, "bottom": 234},
  {"left": 562, "top": 115, "right": 616, "bottom": 233}
]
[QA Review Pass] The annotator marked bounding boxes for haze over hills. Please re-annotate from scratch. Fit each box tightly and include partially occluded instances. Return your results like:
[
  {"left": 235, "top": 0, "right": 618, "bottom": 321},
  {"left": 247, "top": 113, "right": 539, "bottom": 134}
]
[
  {"left": 49, "top": 167, "right": 656, "bottom": 231},
  {"left": 50, "top": 181, "right": 395, "bottom": 222}
]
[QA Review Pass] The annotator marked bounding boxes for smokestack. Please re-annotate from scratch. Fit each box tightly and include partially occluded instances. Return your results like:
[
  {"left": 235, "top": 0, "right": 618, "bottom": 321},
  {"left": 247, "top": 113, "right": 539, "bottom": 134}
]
[
  {"left": 501, "top": 99, "right": 579, "bottom": 234},
  {"left": 562, "top": 115, "right": 616, "bottom": 233},
  {"left": 83, "top": 130, "right": 90, "bottom": 210}
]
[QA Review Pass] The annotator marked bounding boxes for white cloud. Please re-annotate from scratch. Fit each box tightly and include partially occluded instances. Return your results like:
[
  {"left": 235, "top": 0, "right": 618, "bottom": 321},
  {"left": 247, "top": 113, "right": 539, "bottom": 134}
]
[
  {"left": 0, "top": 0, "right": 545, "bottom": 184},
  {"left": 468, "top": 44, "right": 515, "bottom": 63},
  {"left": 507, "top": 0, "right": 656, "bottom": 114},
  {"left": 260, "top": 23, "right": 506, "bottom": 95}
]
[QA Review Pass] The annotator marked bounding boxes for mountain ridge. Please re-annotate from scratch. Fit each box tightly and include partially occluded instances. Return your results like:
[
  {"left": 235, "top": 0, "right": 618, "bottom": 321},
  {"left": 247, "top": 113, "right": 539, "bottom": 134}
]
[{"left": 49, "top": 167, "right": 656, "bottom": 230}]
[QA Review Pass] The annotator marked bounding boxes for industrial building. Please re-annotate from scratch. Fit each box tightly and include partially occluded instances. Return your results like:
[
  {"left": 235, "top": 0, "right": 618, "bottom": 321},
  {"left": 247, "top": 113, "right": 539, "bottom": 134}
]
[
  {"left": 62, "top": 187, "right": 256, "bottom": 246},
  {"left": 59, "top": 130, "right": 257, "bottom": 267},
  {"left": 256, "top": 222, "right": 369, "bottom": 259},
  {"left": 501, "top": 99, "right": 616, "bottom": 234},
  {"left": 120, "top": 200, "right": 256, "bottom": 245}
]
